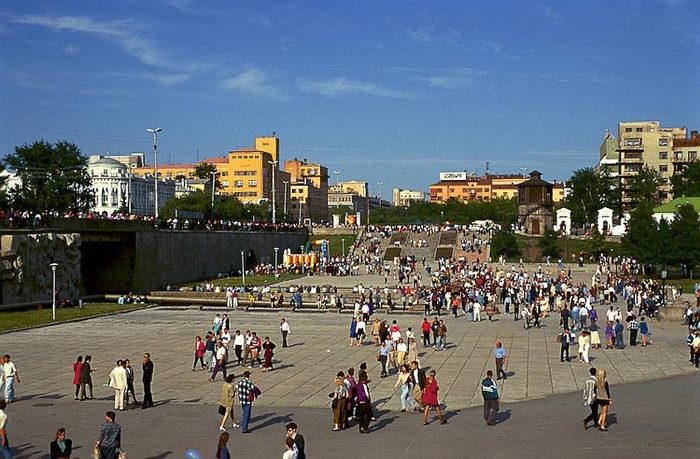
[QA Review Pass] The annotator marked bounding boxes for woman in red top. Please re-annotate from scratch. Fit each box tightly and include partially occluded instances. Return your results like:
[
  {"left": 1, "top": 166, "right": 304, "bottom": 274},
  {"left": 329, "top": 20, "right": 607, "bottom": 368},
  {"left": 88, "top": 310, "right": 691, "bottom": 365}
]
[
  {"left": 71, "top": 356, "right": 83, "bottom": 400},
  {"left": 421, "top": 370, "right": 446, "bottom": 425},
  {"left": 193, "top": 336, "right": 205, "bottom": 371}
]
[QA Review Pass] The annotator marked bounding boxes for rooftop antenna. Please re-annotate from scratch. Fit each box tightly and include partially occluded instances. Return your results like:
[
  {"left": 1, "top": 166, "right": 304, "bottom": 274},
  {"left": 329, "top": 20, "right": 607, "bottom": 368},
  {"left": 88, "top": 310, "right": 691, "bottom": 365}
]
[{"left": 485, "top": 161, "right": 490, "bottom": 176}]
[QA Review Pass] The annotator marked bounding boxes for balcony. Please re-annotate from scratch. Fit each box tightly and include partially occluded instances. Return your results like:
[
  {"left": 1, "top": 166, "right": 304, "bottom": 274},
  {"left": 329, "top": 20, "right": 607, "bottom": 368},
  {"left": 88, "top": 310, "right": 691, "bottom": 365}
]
[{"left": 619, "top": 152, "right": 643, "bottom": 163}]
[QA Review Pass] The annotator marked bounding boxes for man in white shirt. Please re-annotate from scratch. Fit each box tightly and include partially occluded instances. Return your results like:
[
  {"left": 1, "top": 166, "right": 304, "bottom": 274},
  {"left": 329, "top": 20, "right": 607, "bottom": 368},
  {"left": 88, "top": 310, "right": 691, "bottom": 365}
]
[
  {"left": 108, "top": 360, "right": 128, "bottom": 411},
  {"left": 233, "top": 330, "right": 246, "bottom": 365},
  {"left": 280, "top": 318, "right": 291, "bottom": 348}
]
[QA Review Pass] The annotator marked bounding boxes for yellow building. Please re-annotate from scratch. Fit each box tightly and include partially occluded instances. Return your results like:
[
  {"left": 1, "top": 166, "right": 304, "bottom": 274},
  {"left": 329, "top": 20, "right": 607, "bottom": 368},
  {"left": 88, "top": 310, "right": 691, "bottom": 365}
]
[
  {"left": 284, "top": 159, "right": 329, "bottom": 222},
  {"left": 430, "top": 172, "right": 565, "bottom": 204},
  {"left": 133, "top": 136, "right": 288, "bottom": 207}
]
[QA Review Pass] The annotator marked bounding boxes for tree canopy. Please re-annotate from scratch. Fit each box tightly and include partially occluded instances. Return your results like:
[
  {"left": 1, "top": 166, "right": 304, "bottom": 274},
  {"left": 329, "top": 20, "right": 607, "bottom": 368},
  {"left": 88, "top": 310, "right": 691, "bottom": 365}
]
[
  {"left": 3, "top": 140, "right": 94, "bottom": 213},
  {"left": 626, "top": 165, "right": 665, "bottom": 208},
  {"left": 564, "top": 167, "right": 619, "bottom": 223},
  {"left": 670, "top": 161, "right": 700, "bottom": 198}
]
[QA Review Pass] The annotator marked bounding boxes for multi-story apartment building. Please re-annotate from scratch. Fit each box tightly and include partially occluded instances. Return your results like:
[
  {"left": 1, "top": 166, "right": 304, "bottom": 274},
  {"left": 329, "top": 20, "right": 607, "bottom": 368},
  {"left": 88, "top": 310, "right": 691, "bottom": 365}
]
[
  {"left": 598, "top": 121, "right": 698, "bottom": 208},
  {"left": 284, "top": 159, "right": 329, "bottom": 222},
  {"left": 392, "top": 188, "right": 427, "bottom": 207}
]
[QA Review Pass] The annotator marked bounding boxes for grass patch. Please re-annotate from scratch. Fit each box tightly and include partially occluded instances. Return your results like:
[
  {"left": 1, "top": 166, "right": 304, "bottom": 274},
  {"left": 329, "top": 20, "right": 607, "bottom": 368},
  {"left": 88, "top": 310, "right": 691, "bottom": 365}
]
[
  {"left": 315, "top": 233, "right": 358, "bottom": 257},
  {"left": 0, "top": 303, "right": 146, "bottom": 333}
]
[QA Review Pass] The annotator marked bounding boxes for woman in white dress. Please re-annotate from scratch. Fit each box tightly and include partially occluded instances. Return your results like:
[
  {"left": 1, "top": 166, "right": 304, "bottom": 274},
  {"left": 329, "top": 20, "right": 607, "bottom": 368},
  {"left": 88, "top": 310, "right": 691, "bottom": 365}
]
[{"left": 578, "top": 331, "right": 591, "bottom": 364}]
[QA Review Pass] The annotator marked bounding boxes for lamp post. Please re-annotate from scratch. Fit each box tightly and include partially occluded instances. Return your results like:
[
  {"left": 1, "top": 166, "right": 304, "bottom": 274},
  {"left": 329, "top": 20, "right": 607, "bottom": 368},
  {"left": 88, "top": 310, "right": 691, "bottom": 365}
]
[
  {"left": 341, "top": 238, "right": 345, "bottom": 257},
  {"left": 283, "top": 180, "right": 289, "bottom": 219},
  {"left": 520, "top": 167, "right": 528, "bottom": 178},
  {"left": 146, "top": 127, "right": 162, "bottom": 218},
  {"left": 268, "top": 160, "right": 278, "bottom": 223},
  {"left": 210, "top": 171, "right": 218, "bottom": 221},
  {"left": 661, "top": 269, "right": 667, "bottom": 306},
  {"left": 241, "top": 251, "right": 246, "bottom": 287},
  {"left": 49, "top": 263, "right": 59, "bottom": 321},
  {"left": 333, "top": 170, "right": 342, "bottom": 186},
  {"left": 274, "top": 247, "right": 279, "bottom": 274}
]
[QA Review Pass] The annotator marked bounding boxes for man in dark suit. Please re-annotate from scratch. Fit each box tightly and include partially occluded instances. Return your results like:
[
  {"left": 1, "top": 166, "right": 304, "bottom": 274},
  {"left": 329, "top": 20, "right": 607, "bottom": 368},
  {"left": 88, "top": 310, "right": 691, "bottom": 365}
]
[
  {"left": 409, "top": 360, "right": 426, "bottom": 410},
  {"left": 141, "top": 353, "right": 154, "bottom": 409},
  {"left": 285, "top": 422, "right": 305, "bottom": 459}
]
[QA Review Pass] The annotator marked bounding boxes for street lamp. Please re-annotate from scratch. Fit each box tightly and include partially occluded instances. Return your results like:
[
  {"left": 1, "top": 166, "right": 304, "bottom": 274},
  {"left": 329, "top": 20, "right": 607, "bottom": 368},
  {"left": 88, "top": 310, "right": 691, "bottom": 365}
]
[
  {"left": 268, "top": 160, "right": 278, "bottom": 224},
  {"left": 520, "top": 167, "right": 528, "bottom": 178},
  {"left": 341, "top": 238, "right": 345, "bottom": 257},
  {"left": 49, "top": 263, "right": 59, "bottom": 321},
  {"left": 241, "top": 251, "right": 246, "bottom": 287},
  {"left": 127, "top": 165, "right": 135, "bottom": 215},
  {"left": 283, "top": 180, "right": 289, "bottom": 219},
  {"left": 333, "top": 170, "right": 342, "bottom": 186},
  {"left": 146, "top": 127, "right": 162, "bottom": 219},
  {"left": 661, "top": 269, "right": 667, "bottom": 306},
  {"left": 210, "top": 171, "right": 218, "bottom": 221},
  {"left": 274, "top": 247, "right": 279, "bottom": 273}
]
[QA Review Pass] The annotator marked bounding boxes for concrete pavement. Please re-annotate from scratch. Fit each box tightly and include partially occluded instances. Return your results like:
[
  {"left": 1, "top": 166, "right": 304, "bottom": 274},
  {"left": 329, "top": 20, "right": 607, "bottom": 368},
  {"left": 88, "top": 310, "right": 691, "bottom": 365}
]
[{"left": 2, "top": 263, "right": 698, "bottom": 458}]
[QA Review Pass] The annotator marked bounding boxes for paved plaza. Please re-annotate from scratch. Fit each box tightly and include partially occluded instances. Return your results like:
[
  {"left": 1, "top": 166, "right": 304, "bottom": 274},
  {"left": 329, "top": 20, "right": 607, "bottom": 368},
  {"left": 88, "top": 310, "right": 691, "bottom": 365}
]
[{"left": 2, "top": 264, "right": 699, "bottom": 458}]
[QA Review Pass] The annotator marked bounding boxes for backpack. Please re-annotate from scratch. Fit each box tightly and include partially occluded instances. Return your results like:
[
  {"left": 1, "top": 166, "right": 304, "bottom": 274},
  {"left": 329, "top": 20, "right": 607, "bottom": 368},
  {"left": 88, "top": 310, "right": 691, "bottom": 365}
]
[{"left": 583, "top": 378, "right": 597, "bottom": 406}]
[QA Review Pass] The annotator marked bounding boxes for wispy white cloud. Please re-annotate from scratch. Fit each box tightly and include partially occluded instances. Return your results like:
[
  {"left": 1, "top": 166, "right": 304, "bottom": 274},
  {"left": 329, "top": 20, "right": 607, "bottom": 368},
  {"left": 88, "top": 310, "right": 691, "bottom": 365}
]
[
  {"left": 62, "top": 43, "right": 81, "bottom": 55},
  {"left": 417, "top": 68, "right": 482, "bottom": 89},
  {"left": 406, "top": 28, "right": 435, "bottom": 43},
  {"left": 222, "top": 68, "right": 282, "bottom": 98},
  {"left": 298, "top": 77, "right": 413, "bottom": 99},
  {"left": 9, "top": 14, "right": 206, "bottom": 84},
  {"left": 538, "top": 6, "right": 564, "bottom": 28},
  {"left": 11, "top": 70, "right": 52, "bottom": 91}
]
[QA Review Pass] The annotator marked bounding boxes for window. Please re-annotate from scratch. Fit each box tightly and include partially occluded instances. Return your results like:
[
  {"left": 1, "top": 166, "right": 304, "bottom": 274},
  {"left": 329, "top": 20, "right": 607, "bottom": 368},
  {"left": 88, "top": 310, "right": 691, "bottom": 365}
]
[
  {"left": 636, "top": 127, "right": 643, "bottom": 132},
  {"left": 624, "top": 138, "right": 642, "bottom": 147},
  {"left": 220, "top": 171, "right": 228, "bottom": 177},
  {"left": 221, "top": 181, "right": 229, "bottom": 188},
  {"left": 689, "top": 151, "right": 698, "bottom": 160},
  {"left": 659, "top": 151, "right": 668, "bottom": 160},
  {"left": 234, "top": 180, "right": 243, "bottom": 188},
  {"left": 248, "top": 180, "right": 257, "bottom": 187},
  {"left": 673, "top": 151, "right": 683, "bottom": 160},
  {"left": 659, "top": 138, "right": 668, "bottom": 146},
  {"left": 659, "top": 165, "right": 668, "bottom": 173},
  {"left": 625, "top": 127, "right": 632, "bottom": 133}
]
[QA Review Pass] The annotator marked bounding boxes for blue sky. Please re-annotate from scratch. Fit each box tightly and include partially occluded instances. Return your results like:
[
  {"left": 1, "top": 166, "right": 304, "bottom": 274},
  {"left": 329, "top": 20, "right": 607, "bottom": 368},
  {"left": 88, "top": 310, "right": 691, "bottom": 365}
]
[{"left": 1, "top": 0, "right": 698, "bottom": 197}]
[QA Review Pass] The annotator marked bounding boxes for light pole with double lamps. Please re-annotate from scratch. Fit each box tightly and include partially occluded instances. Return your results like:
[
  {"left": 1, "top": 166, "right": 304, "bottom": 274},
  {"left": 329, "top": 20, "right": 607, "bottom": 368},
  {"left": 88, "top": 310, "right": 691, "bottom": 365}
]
[
  {"left": 146, "top": 127, "right": 162, "bottom": 219},
  {"left": 50, "top": 262, "right": 59, "bottom": 321}
]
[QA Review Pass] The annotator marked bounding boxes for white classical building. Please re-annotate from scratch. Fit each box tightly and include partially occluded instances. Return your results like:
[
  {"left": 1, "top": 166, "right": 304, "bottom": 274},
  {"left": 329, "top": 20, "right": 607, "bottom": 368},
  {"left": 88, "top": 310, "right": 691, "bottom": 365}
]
[{"left": 88, "top": 156, "right": 175, "bottom": 216}]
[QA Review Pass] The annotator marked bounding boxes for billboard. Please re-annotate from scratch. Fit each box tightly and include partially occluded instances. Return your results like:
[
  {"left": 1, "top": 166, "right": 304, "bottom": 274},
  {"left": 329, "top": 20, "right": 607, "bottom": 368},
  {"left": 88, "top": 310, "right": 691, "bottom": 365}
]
[{"left": 439, "top": 171, "right": 467, "bottom": 181}]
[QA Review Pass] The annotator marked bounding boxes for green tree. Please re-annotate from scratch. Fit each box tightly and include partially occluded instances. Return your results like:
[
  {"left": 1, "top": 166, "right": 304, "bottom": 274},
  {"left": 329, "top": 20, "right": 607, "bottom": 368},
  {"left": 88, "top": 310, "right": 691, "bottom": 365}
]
[
  {"left": 670, "top": 161, "right": 700, "bottom": 198},
  {"left": 4, "top": 140, "right": 94, "bottom": 213},
  {"left": 621, "top": 202, "right": 658, "bottom": 266},
  {"left": 669, "top": 203, "right": 700, "bottom": 278},
  {"left": 193, "top": 161, "right": 221, "bottom": 190},
  {"left": 627, "top": 165, "right": 664, "bottom": 207},
  {"left": 490, "top": 230, "right": 521, "bottom": 261},
  {"left": 538, "top": 229, "right": 561, "bottom": 259},
  {"left": 0, "top": 163, "right": 8, "bottom": 209},
  {"left": 565, "top": 168, "right": 618, "bottom": 223}
]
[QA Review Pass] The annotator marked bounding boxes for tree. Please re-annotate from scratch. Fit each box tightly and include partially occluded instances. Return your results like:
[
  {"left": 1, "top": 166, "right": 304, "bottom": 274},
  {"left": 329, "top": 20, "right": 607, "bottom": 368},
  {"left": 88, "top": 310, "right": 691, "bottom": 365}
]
[
  {"left": 0, "top": 163, "right": 8, "bottom": 209},
  {"left": 670, "top": 161, "right": 700, "bottom": 198},
  {"left": 626, "top": 165, "right": 664, "bottom": 207},
  {"left": 193, "top": 161, "right": 221, "bottom": 190},
  {"left": 621, "top": 202, "right": 658, "bottom": 266},
  {"left": 538, "top": 229, "right": 561, "bottom": 259},
  {"left": 564, "top": 168, "right": 618, "bottom": 224},
  {"left": 490, "top": 230, "right": 521, "bottom": 261},
  {"left": 669, "top": 203, "right": 700, "bottom": 278},
  {"left": 3, "top": 140, "right": 94, "bottom": 213}
]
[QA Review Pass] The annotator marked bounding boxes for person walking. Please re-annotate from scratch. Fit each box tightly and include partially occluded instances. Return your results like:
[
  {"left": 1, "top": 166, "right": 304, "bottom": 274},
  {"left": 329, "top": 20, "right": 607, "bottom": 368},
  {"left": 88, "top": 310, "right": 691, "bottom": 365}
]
[
  {"left": 628, "top": 316, "right": 639, "bottom": 346},
  {"left": 1, "top": 356, "right": 20, "bottom": 403},
  {"left": 558, "top": 328, "right": 572, "bottom": 362},
  {"left": 377, "top": 341, "right": 390, "bottom": 378},
  {"left": 582, "top": 367, "right": 599, "bottom": 430},
  {"left": 481, "top": 370, "right": 500, "bottom": 426},
  {"left": 421, "top": 370, "right": 446, "bottom": 425},
  {"left": 280, "top": 318, "right": 291, "bottom": 348},
  {"left": 123, "top": 359, "right": 139, "bottom": 407},
  {"left": 236, "top": 370, "right": 257, "bottom": 433},
  {"left": 393, "top": 364, "right": 417, "bottom": 412},
  {"left": 282, "top": 437, "right": 296, "bottom": 459},
  {"left": 639, "top": 317, "right": 650, "bottom": 346},
  {"left": 595, "top": 369, "right": 612, "bottom": 431},
  {"left": 262, "top": 337, "right": 276, "bottom": 372},
  {"left": 141, "top": 352, "right": 154, "bottom": 409},
  {"left": 215, "top": 431, "right": 230, "bottom": 459},
  {"left": 79, "top": 355, "right": 94, "bottom": 401},
  {"left": 94, "top": 411, "right": 121, "bottom": 459},
  {"left": 285, "top": 422, "right": 306, "bottom": 459},
  {"left": 0, "top": 400, "right": 10, "bottom": 459},
  {"left": 494, "top": 341, "right": 507, "bottom": 380},
  {"left": 50, "top": 427, "right": 73, "bottom": 459},
  {"left": 193, "top": 336, "right": 206, "bottom": 371},
  {"left": 331, "top": 372, "right": 348, "bottom": 431},
  {"left": 108, "top": 360, "right": 127, "bottom": 411},
  {"left": 71, "top": 356, "right": 83, "bottom": 401},
  {"left": 218, "top": 374, "right": 240, "bottom": 432},
  {"left": 355, "top": 373, "right": 372, "bottom": 434},
  {"left": 210, "top": 341, "right": 228, "bottom": 382},
  {"left": 204, "top": 333, "right": 216, "bottom": 371}
]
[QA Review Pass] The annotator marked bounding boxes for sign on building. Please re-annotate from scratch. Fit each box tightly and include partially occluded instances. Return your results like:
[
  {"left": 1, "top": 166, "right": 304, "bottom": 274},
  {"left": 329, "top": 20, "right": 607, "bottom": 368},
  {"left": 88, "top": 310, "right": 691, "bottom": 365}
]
[{"left": 439, "top": 171, "right": 467, "bottom": 181}]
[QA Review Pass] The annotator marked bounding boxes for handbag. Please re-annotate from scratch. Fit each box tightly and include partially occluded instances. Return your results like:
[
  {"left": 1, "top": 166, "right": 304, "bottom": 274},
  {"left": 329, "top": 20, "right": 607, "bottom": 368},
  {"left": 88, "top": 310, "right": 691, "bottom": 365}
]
[
  {"left": 218, "top": 405, "right": 227, "bottom": 416},
  {"left": 117, "top": 450, "right": 127, "bottom": 459}
]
